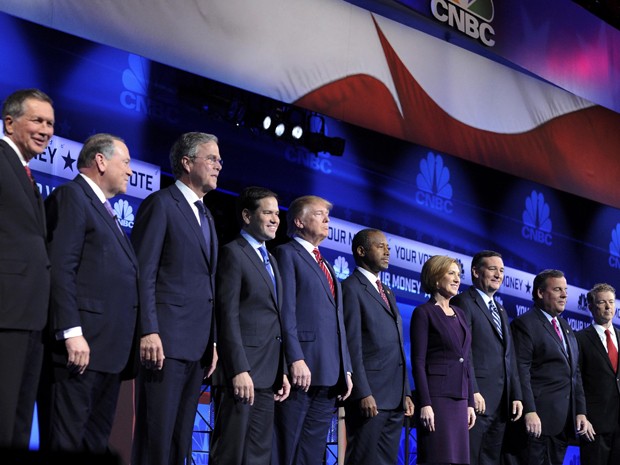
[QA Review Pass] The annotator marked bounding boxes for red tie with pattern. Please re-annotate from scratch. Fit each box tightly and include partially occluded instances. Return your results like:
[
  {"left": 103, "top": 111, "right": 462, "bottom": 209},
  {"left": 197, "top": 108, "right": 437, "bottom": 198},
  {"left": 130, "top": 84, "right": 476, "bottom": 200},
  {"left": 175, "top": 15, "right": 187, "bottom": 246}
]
[
  {"left": 312, "top": 248, "right": 335, "bottom": 297},
  {"left": 605, "top": 329, "right": 618, "bottom": 373},
  {"left": 376, "top": 279, "right": 390, "bottom": 308}
]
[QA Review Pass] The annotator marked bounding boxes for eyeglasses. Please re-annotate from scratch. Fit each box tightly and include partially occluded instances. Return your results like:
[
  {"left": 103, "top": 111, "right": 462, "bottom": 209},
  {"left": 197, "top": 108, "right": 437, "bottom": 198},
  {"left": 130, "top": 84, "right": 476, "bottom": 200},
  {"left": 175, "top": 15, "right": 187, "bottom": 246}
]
[{"left": 192, "top": 155, "right": 223, "bottom": 167}]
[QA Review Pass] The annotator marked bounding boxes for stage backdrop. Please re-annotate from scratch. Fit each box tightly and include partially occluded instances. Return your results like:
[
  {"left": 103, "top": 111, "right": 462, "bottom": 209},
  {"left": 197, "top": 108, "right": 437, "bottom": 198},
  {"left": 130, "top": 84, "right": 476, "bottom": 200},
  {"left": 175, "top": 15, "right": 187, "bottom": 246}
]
[{"left": 1, "top": 11, "right": 617, "bottom": 465}]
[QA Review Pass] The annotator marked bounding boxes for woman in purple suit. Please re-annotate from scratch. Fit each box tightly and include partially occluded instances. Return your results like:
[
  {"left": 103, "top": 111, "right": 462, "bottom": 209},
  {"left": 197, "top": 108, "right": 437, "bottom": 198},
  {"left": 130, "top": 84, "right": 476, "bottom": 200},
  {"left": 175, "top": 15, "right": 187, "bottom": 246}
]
[{"left": 410, "top": 255, "right": 476, "bottom": 464}]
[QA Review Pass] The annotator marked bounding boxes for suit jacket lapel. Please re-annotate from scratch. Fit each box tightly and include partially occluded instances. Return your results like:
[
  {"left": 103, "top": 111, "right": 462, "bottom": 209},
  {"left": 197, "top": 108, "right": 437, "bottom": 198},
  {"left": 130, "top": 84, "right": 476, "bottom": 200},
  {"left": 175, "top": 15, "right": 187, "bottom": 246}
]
[
  {"left": 2, "top": 141, "right": 45, "bottom": 232},
  {"left": 586, "top": 325, "right": 619, "bottom": 374},
  {"left": 238, "top": 237, "right": 279, "bottom": 307},
  {"left": 75, "top": 176, "right": 138, "bottom": 268},
  {"left": 292, "top": 241, "right": 335, "bottom": 305},
  {"left": 170, "top": 185, "right": 212, "bottom": 267},
  {"left": 472, "top": 288, "right": 502, "bottom": 339}
]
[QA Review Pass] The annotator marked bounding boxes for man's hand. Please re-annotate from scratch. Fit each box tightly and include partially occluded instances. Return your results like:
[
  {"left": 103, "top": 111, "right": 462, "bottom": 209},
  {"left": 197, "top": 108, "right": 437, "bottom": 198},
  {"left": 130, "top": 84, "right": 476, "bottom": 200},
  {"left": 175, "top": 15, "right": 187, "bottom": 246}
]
[
  {"left": 140, "top": 333, "right": 165, "bottom": 370},
  {"left": 205, "top": 344, "right": 218, "bottom": 378},
  {"left": 511, "top": 400, "right": 523, "bottom": 421},
  {"left": 525, "top": 412, "right": 542, "bottom": 438},
  {"left": 405, "top": 396, "right": 415, "bottom": 417},
  {"left": 474, "top": 392, "right": 486, "bottom": 415},
  {"left": 338, "top": 372, "right": 353, "bottom": 402},
  {"left": 576, "top": 414, "right": 595, "bottom": 442},
  {"left": 65, "top": 335, "right": 90, "bottom": 374},
  {"left": 290, "top": 360, "right": 311, "bottom": 392},
  {"left": 233, "top": 371, "right": 254, "bottom": 405},
  {"left": 360, "top": 395, "right": 378, "bottom": 418},
  {"left": 275, "top": 375, "right": 291, "bottom": 402}
]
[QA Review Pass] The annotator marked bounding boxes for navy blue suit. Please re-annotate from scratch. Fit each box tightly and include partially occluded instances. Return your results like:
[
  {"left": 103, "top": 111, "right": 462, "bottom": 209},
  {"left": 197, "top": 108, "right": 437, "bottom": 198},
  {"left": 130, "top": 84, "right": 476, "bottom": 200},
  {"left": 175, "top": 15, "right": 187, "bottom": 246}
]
[
  {"left": 342, "top": 269, "right": 410, "bottom": 465},
  {"left": 210, "top": 235, "right": 285, "bottom": 465},
  {"left": 511, "top": 308, "right": 586, "bottom": 465},
  {"left": 272, "top": 239, "right": 352, "bottom": 465},
  {"left": 451, "top": 286, "right": 521, "bottom": 465},
  {"left": 0, "top": 140, "right": 50, "bottom": 448},
  {"left": 130, "top": 183, "right": 217, "bottom": 465},
  {"left": 45, "top": 174, "right": 139, "bottom": 451}
]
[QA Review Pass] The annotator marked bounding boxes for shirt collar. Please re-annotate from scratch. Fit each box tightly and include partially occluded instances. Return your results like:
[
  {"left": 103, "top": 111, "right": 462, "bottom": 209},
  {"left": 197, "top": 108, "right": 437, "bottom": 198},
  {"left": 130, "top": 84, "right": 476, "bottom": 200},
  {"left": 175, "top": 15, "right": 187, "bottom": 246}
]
[
  {"left": 175, "top": 179, "right": 202, "bottom": 205},
  {"left": 79, "top": 173, "right": 107, "bottom": 203}
]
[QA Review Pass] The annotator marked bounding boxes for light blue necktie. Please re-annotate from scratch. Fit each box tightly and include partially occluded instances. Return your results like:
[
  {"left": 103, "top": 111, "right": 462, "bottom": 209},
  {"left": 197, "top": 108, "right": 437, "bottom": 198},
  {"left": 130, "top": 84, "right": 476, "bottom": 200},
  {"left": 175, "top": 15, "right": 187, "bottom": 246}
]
[{"left": 258, "top": 245, "right": 276, "bottom": 294}]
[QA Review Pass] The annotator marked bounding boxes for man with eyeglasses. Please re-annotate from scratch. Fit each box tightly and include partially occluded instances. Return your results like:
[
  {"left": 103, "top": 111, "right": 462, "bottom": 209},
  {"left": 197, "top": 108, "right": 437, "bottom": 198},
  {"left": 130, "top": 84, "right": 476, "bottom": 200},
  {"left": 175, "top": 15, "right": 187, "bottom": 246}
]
[
  {"left": 576, "top": 283, "right": 620, "bottom": 465},
  {"left": 131, "top": 132, "right": 222, "bottom": 465}
]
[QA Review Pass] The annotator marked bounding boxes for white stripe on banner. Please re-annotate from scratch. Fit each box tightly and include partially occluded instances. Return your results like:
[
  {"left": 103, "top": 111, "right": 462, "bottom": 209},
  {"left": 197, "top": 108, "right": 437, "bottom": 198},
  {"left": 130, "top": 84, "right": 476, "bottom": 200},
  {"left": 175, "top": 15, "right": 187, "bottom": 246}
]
[
  {"left": 322, "top": 216, "right": 620, "bottom": 324},
  {"left": 27, "top": 135, "right": 160, "bottom": 200}
]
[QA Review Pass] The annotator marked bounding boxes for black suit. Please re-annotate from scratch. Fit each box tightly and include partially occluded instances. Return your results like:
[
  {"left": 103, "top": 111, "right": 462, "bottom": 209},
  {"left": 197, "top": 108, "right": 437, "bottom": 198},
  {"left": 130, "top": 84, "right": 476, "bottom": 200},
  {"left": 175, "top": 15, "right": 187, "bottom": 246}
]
[
  {"left": 511, "top": 308, "right": 586, "bottom": 465},
  {"left": 130, "top": 182, "right": 217, "bottom": 465},
  {"left": 210, "top": 235, "right": 285, "bottom": 465},
  {"left": 0, "top": 140, "right": 50, "bottom": 448},
  {"left": 341, "top": 269, "right": 410, "bottom": 465},
  {"left": 576, "top": 325, "right": 620, "bottom": 465},
  {"left": 451, "top": 286, "right": 521, "bottom": 465},
  {"left": 45, "top": 175, "right": 139, "bottom": 452}
]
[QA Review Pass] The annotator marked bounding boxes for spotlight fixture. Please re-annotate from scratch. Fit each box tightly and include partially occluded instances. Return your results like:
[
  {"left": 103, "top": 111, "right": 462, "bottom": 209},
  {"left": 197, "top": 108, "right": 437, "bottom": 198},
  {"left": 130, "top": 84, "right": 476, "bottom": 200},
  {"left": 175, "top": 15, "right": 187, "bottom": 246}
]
[
  {"left": 291, "top": 125, "right": 303, "bottom": 140},
  {"left": 274, "top": 122, "right": 286, "bottom": 137}
]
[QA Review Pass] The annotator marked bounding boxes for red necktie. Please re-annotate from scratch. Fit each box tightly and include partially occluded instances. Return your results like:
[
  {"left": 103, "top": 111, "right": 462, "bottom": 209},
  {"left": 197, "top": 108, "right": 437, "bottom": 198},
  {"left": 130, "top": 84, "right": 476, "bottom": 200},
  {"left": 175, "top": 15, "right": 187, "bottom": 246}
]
[
  {"left": 24, "top": 165, "right": 34, "bottom": 184},
  {"left": 605, "top": 329, "right": 618, "bottom": 373},
  {"left": 376, "top": 279, "right": 390, "bottom": 308},
  {"left": 312, "top": 248, "right": 335, "bottom": 297}
]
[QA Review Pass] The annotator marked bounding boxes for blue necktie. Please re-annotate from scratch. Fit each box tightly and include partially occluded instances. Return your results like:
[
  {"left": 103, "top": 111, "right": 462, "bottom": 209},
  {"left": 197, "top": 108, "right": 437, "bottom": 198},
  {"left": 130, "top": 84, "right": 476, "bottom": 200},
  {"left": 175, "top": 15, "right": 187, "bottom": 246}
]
[
  {"left": 488, "top": 300, "right": 503, "bottom": 339},
  {"left": 258, "top": 245, "right": 276, "bottom": 294},
  {"left": 194, "top": 200, "right": 212, "bottom": 254}
]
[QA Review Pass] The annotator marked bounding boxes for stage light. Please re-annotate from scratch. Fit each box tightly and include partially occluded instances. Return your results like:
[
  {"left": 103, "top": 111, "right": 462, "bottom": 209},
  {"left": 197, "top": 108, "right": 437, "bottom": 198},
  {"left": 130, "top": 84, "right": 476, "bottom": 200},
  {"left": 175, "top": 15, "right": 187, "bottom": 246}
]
[
  {"left": 274, "top": 122, "right": 286, "bottom": 137},
  {"left": 291, "top": 125, "right": 303, "bottom": 139},
  {"left": 262, "top": 115, "right": 272, "bottom": 130}
]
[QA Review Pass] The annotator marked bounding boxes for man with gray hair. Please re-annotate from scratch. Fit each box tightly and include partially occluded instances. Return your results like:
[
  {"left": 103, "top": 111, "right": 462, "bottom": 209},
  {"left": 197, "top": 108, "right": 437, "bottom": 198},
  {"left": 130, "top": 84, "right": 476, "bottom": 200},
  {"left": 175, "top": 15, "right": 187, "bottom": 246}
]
[
  {"left": 45, "top": 133, "right": 139, "bottom": 452},
  {"left": 0, "top": 88, "right": 54, "bottom": 448},
  {"left": 131, "top": 132, "right": 221, "bottom": 465}
]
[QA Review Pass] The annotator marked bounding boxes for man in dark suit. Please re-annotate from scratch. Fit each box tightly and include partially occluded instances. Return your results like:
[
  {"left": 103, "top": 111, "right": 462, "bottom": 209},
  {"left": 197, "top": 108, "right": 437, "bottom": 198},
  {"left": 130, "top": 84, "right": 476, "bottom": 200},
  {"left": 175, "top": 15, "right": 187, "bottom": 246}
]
[
  {"left": 576, "top": 283, "right": 620, "bottom": 465},
  {"left": 450, "top": 250, "right": 522, "bottom": 465},
  {"left": 0, "top": 88, "right": 54, "bottom": 448},
  {"left": 272, "top": 195, "right": 353, "bottom": 465},
  {"left": 511, "top": 269, "right": 594, "bottom": 465},
  {"left": 341, "top": 228, "right": 414, "bottom": 465},
  {"left": 210, "top": 186, "right": 290, "bottom": 465},
  {"left": 130, "top": 132, "right": 221, "bottom": 465},
  {"left": 45, "top": 133, "right": 139, "bottom": 453}
]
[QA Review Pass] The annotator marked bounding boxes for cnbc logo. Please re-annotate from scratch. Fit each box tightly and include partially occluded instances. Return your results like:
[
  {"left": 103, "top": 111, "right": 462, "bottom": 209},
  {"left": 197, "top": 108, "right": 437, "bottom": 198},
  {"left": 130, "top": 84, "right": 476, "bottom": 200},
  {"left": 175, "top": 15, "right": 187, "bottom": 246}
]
[
  {"left": 113, "top": 199, "right": 135, "bottom": 229},
  {"left": 521, "top": 190, "right": 552, "bottom": 246},
  {"left": 608, "top": 223, "right": 620, "bottom": 269},
  {"left": 430, "top": 0, "right": 495, "bottom": 47},
  {"left": 415, "top": 152, "right": 454, "bottom": 213},
  {"left": 333, "top": 256, "right": 351, "bottom": 281},
  {"left": 120, "top": 54, "right": 179, "bottom": 123}
]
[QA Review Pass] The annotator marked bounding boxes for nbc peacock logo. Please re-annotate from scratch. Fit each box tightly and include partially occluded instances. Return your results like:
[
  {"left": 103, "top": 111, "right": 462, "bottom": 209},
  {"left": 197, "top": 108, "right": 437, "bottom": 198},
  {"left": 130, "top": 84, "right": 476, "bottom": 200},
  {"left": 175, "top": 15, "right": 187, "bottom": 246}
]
[
  {"left": 333, "top": 256, "right": 351, "bottom": 280},
  {"left": 608, "top": 224, "right": 620, "bottom": 269},
  {"left": 430, "top": 0, "right": 496, "bottom": 47},
  {"left": 521, "top": 190, "right": 552, "bottom": 246},
  {"left": 119, "top": 54, "right": 178, "bottom": 123},
  {"left": 114, "top": 199, "right": 135, "bottom": 229},
  {"left": 415, "top": 152, "right": 454, "bottom": 213}
]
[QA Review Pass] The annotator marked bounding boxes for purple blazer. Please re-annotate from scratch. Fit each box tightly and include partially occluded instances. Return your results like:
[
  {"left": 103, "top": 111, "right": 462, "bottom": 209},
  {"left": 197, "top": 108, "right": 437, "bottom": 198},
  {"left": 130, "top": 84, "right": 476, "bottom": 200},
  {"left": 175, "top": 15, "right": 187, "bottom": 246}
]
[{"left": 410, "top": 299, "right": 475, "bottom": 408}]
